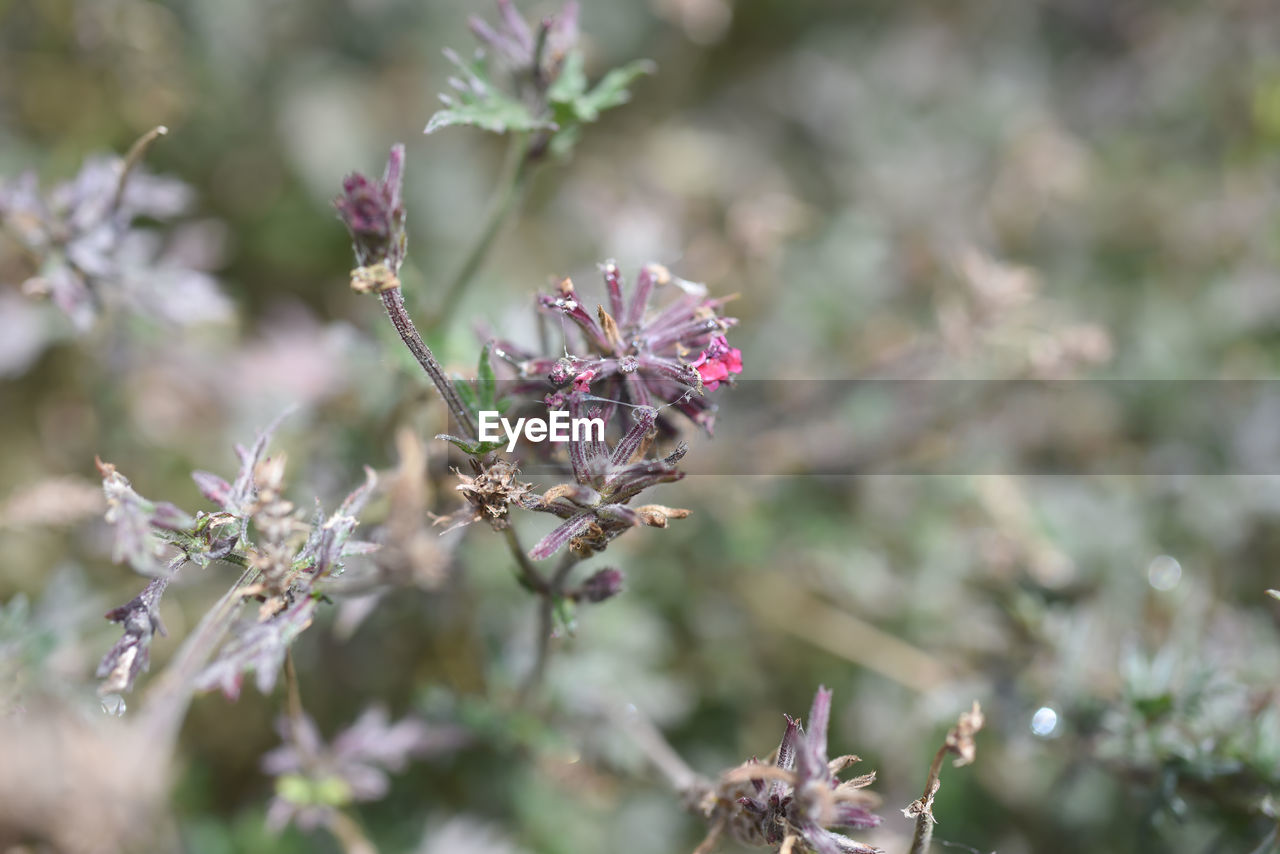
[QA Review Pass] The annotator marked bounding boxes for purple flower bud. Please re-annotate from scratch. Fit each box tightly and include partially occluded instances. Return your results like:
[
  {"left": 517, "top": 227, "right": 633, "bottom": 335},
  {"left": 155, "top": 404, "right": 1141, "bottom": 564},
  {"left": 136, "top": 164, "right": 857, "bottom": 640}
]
[
  {"left": 334, "top": 145, "right": 407, "bottom": 273},
  {"left": 575, "top": 567, "right": 624, "bottom": 603},
  {"left": 469, "top": 0, "right": 580, "bottom": 89}
]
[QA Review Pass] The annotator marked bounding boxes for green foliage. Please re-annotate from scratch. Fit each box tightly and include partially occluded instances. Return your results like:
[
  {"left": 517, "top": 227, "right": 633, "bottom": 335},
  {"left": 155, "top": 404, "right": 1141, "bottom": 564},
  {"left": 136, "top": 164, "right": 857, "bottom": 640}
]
[
  {"left": 425, "top": 51, "right": 557, "bottom": 137},
  {"left": 426, "top": 48, "right": 653, "bottom": 158},
  {"left": 544, "top": 55, "right": 655, "bottom": 157}
]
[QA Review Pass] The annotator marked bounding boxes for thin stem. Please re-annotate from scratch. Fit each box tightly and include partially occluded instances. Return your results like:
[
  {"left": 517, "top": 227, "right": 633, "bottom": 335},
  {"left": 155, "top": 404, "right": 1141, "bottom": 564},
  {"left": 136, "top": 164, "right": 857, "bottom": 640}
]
[
  {"left": 606, "top": 700, "right": 704, "bottom": 795},
  {"left": 140, "top": 566, "right": 259, "bottom": 746},
  {"left": 516, "top": 549, "right": 580, "bottom": 704},
  {"left": 431, "top": 133, "right": 534, "bottom": 328},
  {"left": 328, "top": 810, "right": 379, "bottom": 854},
  {"left": 378, "top": 287, "right": 477, "bottom": 441},
  {"left": 284, "top": 648, "right": 304, "bottom": 727},
  {"left": 112, "top": 125, "right": 168, "bottom": 214},
  {"left": 908, "top": 745, "right": 949, "bottom": 854},
  {"left": 501, "top": 525, "right": 549, "bottom": 594}
]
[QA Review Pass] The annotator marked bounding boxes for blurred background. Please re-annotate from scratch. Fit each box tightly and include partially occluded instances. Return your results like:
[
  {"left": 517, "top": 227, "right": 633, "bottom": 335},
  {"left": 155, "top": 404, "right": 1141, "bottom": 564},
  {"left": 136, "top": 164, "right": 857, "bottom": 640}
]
[{"left": 2, "top": 0, "right": 1280, "bottom": 852}]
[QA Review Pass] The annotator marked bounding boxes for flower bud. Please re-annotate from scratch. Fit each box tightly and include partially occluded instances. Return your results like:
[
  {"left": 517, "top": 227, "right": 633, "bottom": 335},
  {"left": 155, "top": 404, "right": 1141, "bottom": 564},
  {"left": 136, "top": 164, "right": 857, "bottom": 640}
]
[{"left": 575, "top": 567, "right": 624, "bottom": 603}]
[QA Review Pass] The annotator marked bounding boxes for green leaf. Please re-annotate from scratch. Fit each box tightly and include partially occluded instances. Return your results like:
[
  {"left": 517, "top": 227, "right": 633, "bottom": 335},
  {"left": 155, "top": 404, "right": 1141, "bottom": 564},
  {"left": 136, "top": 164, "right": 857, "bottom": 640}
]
[
  {"left": 455, "top": 379, "right": 477, "bottom": 413},
  {"left": 476, "top": 340, "right": 498, "bottom": 412},
  {"left": 546, "top": 50, "right": 589, "bottom": 105},
  {"left": 545, "top": 54, "right": 654, "bottom": 157},
  {"left": 548, "top": 55, "right": 655, "bottom": 124},
  {"left": 436, "top": 433, "right": 503, "bottom": 456},
  {"left": 552, "top": 594, "right": 577, "bottom": 638},
  {"left": 426, "top": 50, "right": 557, "bottom": 136},
  {"left": 573, "top": 59, "right": 656, "bottom": 122},
  {"left": 1134, "top": 692, "right": 1175, "bottom": 721}
]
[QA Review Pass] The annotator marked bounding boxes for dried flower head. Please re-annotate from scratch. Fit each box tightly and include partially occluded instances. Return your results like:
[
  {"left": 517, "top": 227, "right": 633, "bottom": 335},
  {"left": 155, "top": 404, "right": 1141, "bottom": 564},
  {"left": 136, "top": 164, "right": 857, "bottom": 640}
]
[
  {"left": 695, "top": 687, "right": 882, "bottom": 854},
  {"left": 434, "top": 457, "right": 538, "bottom": 532},
  {"left": 95, "top": 577, "right": 168, "bottom": 696},
  {"left": 526, "top": 398, "right": 690, "bottom": 559},
  {"left": 335, "top": 144, "right": 407, "bottom": 280}
]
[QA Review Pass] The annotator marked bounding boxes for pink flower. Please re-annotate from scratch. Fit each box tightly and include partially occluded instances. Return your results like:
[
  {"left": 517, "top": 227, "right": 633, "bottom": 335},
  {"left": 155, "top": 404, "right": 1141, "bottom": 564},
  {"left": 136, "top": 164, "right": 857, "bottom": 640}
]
[
  {"left": 572, "top": 369, "right": 596, "bottom": 392},
  {"left": 693, "top": 336, "right": 743, "bottom": 390}
]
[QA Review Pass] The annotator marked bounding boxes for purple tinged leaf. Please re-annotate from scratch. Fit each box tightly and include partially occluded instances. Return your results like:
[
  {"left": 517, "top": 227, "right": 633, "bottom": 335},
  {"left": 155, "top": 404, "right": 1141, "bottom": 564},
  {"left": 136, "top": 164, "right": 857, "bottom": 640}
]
[
  {"left": 98, "top": 459, "right": 167, "bottom": 575},
  {"left": 262, "top": 706, "right": 468, "bottom": 833},
  {"left": 192, "top": 470, "right": 233, "bottom": 507},
  {"left": 301, "top": 466, "right": 377, "bottom": 579},
  {"left": 193, "top": 596, "right": 316, "bottom": 700},
  {"left": 497, "top": 0, "right": 535, "bottom": 52},
  {"left": 228, "top": 409, "right": 293, "bottom": 515}
]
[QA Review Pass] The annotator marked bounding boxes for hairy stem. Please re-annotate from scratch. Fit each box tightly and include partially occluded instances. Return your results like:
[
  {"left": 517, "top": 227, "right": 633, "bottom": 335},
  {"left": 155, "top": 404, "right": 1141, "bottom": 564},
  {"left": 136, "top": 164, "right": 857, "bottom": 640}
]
[
  {"left": 379, "top": 287, "right": 477, "bottom": 441},
  {"left": 431, "top": 133, "right": 534, "bottom": 328}
]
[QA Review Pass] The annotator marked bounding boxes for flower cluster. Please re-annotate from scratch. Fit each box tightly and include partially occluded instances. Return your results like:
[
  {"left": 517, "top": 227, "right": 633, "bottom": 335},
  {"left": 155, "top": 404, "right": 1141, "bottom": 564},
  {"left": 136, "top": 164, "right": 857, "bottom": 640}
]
[
  {"left": 263, "top": 706, "right": 466, "bottom": 832},
  {"left": 523, "top": 398, "right": 690, "bottom": 559},
  {"left": 94, "top": 420, "right": 378, "bottom": 700},
  {"left": 335, "top": 143, "right": 407, "bottom": 289},
  {"left": 468, "top": 0, "right": 580, "bottom": 97},
  {"left": 0, "top": 130, "right": 228, "bottom": 330},
  {"left": 696, "top": 687, "right": 882, "bottom": 854},
  {"left": 495, "top": 261, "right": 741, "bottom": 434}
]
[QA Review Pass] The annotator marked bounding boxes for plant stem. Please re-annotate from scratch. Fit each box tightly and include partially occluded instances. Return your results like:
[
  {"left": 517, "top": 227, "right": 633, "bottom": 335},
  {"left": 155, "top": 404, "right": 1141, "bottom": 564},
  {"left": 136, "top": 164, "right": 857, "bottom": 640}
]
[
  {"left": 284, "top": 648, "right": 304, "bottom": 726},
  {"left": 329, "top": 810, "right": 379, "bottom": 854},
  {"left": 516, "top": 549, "right": 579, "bottom": 704},
  {"left": 501, "top": 525, "right": 549, "bottom": 595},
  {"left": 112, "top": 125, "right": 168, "bottom": 214},
  {"left": 378, "top": 287, "right": 477, "bottom": 441},
  {"left": 141, "top": 566, "right": 259, "bottom": 746},
  {"left": 431, "top": 134, "right": 534, "bottom": 328},
  {"left": 907, "top": 744, "right": 949, "bottom": 854}
]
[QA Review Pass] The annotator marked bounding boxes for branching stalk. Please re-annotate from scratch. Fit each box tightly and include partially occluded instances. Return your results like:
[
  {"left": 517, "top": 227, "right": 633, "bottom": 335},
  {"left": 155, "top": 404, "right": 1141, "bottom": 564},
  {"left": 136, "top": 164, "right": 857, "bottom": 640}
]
[
  {"left": 432, "top": 133, "right": 535, "bottom": 328},
  {"left": 501, "top": 525, "right": 549, "bottom": 595},
  {"left": 517, "top": 548, "right": 580, "bottom": 704}
]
